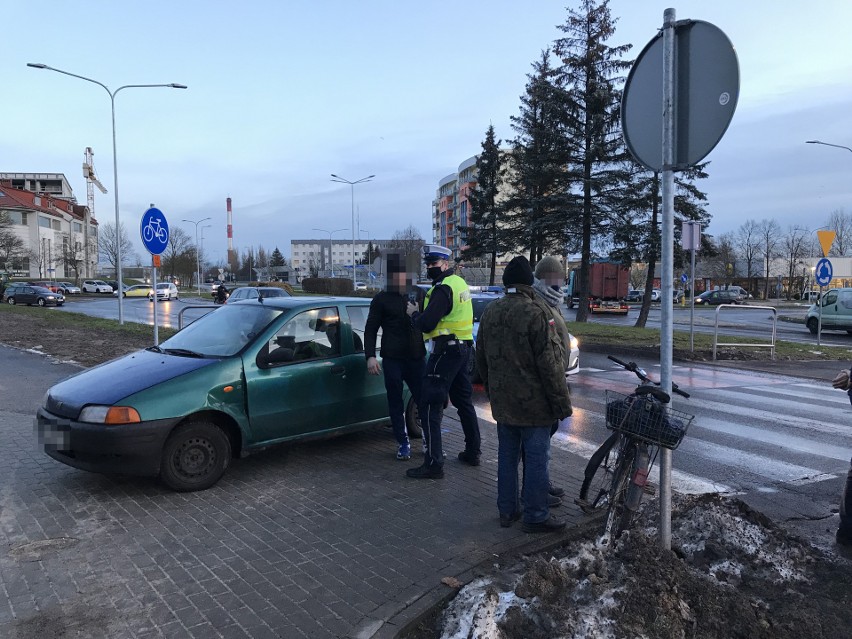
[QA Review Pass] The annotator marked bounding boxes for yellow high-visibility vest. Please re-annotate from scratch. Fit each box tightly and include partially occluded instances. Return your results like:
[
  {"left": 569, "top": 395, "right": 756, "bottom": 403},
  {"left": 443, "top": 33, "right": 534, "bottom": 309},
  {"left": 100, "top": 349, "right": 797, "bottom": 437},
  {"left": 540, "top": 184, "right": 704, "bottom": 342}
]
[{"left": 422, "top": 274, "right": 473, "bottom": 341}]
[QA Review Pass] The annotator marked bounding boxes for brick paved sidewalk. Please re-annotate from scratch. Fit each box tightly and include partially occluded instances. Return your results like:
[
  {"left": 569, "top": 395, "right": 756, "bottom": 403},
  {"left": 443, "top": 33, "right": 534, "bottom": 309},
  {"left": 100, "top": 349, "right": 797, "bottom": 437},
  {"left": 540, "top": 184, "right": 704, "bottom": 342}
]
[{"left": 0, "top": 381, "right": 592, "bottom": 639}]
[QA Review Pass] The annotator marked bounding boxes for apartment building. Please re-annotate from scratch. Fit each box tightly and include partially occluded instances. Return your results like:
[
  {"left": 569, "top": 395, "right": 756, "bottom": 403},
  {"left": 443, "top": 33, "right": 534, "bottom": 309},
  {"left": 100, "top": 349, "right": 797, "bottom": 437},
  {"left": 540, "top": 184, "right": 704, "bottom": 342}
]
[
  {"left": 290, "top": 239, "right": 388, "bottom": 274},
  {"left": 0, "top": 178, "right": 98, "bottom": 279}
]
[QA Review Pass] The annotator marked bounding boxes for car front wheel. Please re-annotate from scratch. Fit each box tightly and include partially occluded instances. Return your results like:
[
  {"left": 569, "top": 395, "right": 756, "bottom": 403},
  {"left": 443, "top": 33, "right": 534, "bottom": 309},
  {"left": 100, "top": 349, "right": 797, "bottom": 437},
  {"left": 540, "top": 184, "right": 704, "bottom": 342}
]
[
  {"left": 160, "top": 421, "right": 231, "bottom": 492},
  {"left": 807, "top": 317, "right": 819, "bottom": 335},
  {"left": 37, "top": 298, "right": 46, "bottom": 307},
  {"left": 404, "top": 397, "right": 423, "bottom": 439}
]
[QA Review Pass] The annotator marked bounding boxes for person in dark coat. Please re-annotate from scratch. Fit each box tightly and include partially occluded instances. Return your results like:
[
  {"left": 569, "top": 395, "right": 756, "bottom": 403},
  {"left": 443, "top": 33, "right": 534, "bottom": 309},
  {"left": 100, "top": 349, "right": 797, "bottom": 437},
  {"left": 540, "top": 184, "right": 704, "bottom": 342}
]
[
  {"left": 365, "top": 253, "right": 426, "bottom": 461},
  {"left": 831, "top": 367, "right": 852, "bottom": 546},
  {"left": 476, "top": 256, "right": 572, "bottom": 533}
]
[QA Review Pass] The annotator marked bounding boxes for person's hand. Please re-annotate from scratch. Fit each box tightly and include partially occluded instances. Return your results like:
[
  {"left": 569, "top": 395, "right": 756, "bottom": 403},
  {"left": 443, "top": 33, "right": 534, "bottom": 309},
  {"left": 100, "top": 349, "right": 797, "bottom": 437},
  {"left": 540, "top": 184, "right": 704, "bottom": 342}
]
[
  {"left": 406, "top": 301, "right": 418, "bottom": 317},
  {"left": 367, "top": 357, "right": 381, "bottom": 375},
  {"left": 832, "top": 369, "right": 850, "bottom": 390}
]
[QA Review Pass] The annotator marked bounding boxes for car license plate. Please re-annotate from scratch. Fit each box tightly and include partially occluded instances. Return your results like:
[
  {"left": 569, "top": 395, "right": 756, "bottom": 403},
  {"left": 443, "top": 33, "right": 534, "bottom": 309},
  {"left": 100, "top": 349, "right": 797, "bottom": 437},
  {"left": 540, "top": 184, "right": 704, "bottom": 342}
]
[{"left": 34, "top": 418, "right": 71, "bottom": 451}]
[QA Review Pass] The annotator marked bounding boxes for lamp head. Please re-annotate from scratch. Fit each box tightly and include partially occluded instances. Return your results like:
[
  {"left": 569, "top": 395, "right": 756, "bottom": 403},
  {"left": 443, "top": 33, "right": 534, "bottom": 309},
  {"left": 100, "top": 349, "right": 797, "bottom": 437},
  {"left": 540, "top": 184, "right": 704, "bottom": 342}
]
[
  {"left": 169, "top": 83, "right": 188, "bottom": 89},
  {"left": 27, "top": 63, "right": 48, "bottom": 69}
]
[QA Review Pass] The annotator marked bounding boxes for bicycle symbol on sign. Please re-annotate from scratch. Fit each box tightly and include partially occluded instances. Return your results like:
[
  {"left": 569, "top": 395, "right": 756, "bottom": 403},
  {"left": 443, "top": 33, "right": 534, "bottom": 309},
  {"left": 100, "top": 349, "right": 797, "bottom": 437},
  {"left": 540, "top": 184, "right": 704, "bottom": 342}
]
[{"left": 143, "top": 217, "right": 168, "bottom": 244}]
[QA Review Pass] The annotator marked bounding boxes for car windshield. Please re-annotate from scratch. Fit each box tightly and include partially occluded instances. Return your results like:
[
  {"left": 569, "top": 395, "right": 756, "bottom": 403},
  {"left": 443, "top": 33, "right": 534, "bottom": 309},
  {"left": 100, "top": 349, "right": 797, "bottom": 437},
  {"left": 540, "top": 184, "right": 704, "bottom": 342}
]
[{"left": 159, "top": 304, "right": 283, "bottom": 357}]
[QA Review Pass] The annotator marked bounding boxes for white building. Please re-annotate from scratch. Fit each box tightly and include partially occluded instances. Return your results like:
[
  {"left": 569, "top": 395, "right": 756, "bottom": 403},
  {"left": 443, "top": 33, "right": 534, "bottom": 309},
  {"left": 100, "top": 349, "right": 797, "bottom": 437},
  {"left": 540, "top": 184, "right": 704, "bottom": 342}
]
[
  {"left": 290, "top": 238, "right": 388, "bottom": 274},
  {"left": 0, "top": 178, "right": 98, "bottom": 279}
]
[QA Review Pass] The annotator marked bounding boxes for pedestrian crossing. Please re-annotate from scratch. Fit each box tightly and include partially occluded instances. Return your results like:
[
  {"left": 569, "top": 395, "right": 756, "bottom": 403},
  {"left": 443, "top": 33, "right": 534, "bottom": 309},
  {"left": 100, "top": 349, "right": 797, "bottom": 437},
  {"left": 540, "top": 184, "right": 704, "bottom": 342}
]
[{"left": 474, "top": 363, "right": 852, "bottom": 498}]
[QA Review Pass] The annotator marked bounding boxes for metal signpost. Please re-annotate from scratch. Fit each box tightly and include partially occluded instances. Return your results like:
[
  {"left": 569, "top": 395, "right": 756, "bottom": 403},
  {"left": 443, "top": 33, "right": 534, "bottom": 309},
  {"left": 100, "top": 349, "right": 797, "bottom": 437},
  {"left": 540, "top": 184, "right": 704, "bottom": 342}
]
[
  {"left": 141, "top": 206, "right": 170, "bottom": 345},
  {"left": 815, "top": 257, "right": 833, "bottom": 346},
  {"left": 622, "top": 10, "right": 739, "bottom": 549}
]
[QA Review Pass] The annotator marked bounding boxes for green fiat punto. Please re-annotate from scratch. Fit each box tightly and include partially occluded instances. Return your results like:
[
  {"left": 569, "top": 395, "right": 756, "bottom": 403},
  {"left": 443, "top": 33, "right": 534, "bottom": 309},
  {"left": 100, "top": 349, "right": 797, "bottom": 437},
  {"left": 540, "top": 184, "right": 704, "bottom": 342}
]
[{"left": 36, "top": 297, "right": 419, "bottom": 491}]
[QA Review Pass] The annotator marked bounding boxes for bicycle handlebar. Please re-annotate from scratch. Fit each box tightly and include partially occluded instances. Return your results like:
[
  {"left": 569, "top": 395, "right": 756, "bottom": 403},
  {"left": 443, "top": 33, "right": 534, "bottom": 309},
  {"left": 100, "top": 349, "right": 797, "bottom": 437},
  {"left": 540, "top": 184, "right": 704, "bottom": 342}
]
[{"left": 607, "top": 355, "right": 690, "bottom": 398}]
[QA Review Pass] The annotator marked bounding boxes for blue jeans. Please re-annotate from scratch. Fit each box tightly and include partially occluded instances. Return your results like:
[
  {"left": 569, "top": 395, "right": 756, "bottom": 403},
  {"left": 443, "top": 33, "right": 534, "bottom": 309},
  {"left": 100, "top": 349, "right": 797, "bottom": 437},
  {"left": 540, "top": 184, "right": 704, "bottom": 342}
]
[
  {"left": 497, "top": 423, "right": 551, "bottom": 524},
  {"left": 382, "top": 357, "right": 425, "bottom": 447},
  {"left": 419, "top": 341, "right": 480, "bottom": 468}
]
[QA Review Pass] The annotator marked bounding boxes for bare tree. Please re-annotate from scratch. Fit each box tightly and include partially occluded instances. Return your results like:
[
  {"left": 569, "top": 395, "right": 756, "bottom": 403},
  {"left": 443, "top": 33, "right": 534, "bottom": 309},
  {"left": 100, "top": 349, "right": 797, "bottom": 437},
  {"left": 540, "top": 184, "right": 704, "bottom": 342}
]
[
  {"left": 826, "top": 209, "right": 852, "bottom": 256},
  {"left": 629, "top": 264, "right": 647, "bottom": 290},
  {"left": 758, "top": 219, "right": 783, "bottom": 299},
  {"left": 386, "top": 225, "right": 425, "bottom": 262},
  {"left": 782, "top": 225, "right": 810, "bottom": 299},
  {"left": 98, "top": 222, "right": 135, "bottom": 274},
  {"left": 161, "top": 227, "right": 193, "bottom": 282},
  {"left": 703, "top": 232, "right": 738, "bottom": 283},
  {"left": 734, "top": 220, "right": 761, "bottom": 280},
  {"left": 0, "top": 211, "right": 25, "bottom": 271},
  {"left": 59, "top": 234, "right": 94, "bottom": 282}
]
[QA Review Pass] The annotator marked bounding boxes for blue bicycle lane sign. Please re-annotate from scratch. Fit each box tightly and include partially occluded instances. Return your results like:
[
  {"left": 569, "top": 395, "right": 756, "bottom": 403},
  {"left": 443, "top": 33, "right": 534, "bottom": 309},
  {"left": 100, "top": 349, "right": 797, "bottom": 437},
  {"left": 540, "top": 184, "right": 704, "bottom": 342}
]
[
  {"left": 815, "top": 257, "right": 833, "bottom": 287},
  {"left": 140, "top": 207, "right": 169, "bottom": 255}
]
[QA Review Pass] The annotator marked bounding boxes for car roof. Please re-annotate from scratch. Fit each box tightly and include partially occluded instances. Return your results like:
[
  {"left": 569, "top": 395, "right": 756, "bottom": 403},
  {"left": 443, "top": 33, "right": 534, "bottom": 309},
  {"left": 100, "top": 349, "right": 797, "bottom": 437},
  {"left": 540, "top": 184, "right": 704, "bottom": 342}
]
[{"left": 228, "top": 296, "right": 368, "bottom": 309}]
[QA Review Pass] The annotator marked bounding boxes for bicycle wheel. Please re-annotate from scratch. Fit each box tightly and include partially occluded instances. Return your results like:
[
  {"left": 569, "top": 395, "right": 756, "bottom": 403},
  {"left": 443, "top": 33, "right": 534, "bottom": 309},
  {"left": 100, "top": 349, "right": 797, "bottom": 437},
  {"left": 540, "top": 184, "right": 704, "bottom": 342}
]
[
  {"left": 603, "top": 445, "right": 636, "bottom": 540},
  {"left": 578, "top": 431, "right": 620, "bottom": 511}
]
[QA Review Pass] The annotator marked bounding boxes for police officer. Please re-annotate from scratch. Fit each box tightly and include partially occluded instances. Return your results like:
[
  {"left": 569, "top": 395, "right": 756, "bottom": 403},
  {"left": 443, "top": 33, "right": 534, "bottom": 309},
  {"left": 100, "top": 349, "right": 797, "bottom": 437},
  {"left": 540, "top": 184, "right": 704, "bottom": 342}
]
[{"left": 405, "top": 245, "right": 481, "bottom": 479}]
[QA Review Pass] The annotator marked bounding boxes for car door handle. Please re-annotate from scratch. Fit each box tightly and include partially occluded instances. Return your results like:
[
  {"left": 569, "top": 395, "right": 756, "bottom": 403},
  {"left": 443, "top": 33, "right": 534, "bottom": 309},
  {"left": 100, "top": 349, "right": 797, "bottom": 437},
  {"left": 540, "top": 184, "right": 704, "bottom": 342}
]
[{"left": 330, "top": 365, "right": 346, "bottom": 376}]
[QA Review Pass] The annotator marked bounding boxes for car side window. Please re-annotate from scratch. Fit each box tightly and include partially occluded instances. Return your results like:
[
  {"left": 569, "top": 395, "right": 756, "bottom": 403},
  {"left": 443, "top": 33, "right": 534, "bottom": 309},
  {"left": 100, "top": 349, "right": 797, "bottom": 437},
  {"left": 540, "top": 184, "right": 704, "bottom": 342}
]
[
  {"left": 266, "top": 307, "right": 340, "bottom": 364},
  {"left": 824, "top": 291, "right": 838, "bottom": 306},
  {"left": 839, "top": 291, "right": 852, "bottom": 310},
  {"left": 345, "top": 305, "right": 375, "bottom": 353}
]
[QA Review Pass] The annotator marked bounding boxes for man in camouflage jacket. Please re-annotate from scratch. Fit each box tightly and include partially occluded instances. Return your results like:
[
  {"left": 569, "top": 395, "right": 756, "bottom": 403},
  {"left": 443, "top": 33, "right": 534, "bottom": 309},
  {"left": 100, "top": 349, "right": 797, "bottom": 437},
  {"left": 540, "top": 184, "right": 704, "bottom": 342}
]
[{"left": 475, "top": 256, "right": 573, "bottom": 533}]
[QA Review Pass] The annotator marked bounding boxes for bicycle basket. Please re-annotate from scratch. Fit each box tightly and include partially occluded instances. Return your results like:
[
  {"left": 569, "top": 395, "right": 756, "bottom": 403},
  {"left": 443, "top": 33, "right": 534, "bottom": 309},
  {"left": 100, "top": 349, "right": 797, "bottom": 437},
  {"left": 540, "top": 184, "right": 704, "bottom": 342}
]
[{"left": 605, "top": 390, "right": 694, "bottom": 450}]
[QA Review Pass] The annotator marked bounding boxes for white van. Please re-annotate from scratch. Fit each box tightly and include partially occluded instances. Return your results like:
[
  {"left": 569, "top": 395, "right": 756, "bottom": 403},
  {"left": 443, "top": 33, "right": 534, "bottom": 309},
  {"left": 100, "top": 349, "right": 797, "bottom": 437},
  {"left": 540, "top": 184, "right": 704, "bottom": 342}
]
[
  {"left": 715, "top": 285, "right": 749, "bottom": 301},
  {"left": 805, "top": 288, "right": 852, "bottom": 334}
]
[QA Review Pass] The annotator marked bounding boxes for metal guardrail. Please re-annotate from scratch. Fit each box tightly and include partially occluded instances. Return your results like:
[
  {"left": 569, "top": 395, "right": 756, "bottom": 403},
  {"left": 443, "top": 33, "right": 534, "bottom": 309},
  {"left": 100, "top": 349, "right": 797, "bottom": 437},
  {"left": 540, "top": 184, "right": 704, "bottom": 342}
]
[
  {"left": 712, "top": 304, "right": 777, "bottom": 360},
  {"left": 177, "top": 304, "right": 219, "bottom": 330}
]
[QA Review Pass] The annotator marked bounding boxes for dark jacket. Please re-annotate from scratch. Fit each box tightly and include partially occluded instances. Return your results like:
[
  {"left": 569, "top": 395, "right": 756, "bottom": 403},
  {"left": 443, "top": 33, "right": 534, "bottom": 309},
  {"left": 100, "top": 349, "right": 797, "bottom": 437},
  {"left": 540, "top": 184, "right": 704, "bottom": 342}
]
[
  {"left": 475, "top": 284, "right": 572, "bottom": 426},
  {"left": 365, "top": 291, "right": 426, "bottom": 360}
]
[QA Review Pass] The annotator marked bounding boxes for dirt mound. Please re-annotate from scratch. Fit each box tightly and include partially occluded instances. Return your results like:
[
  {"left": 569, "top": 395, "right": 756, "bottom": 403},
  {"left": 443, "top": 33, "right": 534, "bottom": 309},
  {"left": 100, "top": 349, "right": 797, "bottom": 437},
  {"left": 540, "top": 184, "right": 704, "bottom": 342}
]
[{"left": 433, "top": 494, "right": 852, "bottom": 639}]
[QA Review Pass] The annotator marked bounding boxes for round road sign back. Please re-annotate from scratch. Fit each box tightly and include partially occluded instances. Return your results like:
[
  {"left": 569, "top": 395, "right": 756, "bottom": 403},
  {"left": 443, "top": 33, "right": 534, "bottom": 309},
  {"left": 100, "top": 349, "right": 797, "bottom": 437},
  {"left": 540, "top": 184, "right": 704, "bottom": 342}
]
[{"left": 622, "top": 20, "right": 739, "bottom": 172}]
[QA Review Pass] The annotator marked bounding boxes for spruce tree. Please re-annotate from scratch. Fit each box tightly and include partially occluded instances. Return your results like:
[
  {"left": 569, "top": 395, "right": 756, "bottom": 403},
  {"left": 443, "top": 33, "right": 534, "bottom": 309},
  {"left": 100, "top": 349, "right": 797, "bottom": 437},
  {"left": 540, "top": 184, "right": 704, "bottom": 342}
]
[
  {"left": 270, "top": 247, "right": 285, "bottom": 267},
  {"left": 460, "top": 124, "right": 511, "bottom": 285},
  {"left": 505, "top": 49, "right": 576, "bottom": 266},
  {"left": 553, "top": 0, "right": 632, "bottom": 321}
]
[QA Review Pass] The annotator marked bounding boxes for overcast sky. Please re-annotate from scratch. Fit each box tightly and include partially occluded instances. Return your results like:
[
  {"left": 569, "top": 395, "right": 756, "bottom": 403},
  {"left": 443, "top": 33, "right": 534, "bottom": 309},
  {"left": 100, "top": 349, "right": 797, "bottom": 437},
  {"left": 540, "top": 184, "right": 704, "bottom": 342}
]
[{"left": 4, "top": 1, "right": 852, "bottom": 264}]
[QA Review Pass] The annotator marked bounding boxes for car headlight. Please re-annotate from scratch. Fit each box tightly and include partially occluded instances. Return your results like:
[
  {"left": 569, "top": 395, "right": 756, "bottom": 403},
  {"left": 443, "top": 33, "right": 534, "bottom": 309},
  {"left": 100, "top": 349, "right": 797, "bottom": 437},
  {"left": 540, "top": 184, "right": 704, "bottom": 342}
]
[
  {"left": 569, "top": 336, "right": 579, "bottom": 350},
  {"left": 79, "top": 405, "right": 141, "bottom": 425}
]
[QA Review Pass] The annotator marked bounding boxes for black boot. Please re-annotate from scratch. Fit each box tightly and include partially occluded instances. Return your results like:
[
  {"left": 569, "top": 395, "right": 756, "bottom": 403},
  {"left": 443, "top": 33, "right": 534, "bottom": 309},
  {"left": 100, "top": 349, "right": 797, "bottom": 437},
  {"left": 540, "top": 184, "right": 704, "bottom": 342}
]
[{"left": 406, "top": 463, "right": 444, "bottom": 479}]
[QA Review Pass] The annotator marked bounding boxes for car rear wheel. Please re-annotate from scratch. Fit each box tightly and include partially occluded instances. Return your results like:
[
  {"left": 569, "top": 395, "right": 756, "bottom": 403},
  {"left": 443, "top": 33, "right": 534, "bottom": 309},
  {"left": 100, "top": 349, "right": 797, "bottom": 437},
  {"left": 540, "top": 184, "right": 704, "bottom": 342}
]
[
  {"left": 404, "top": 397, "right": 423, "bottom": 439},
  {"left": 160, "top": 421, "right": 231, "bottom": 492},
  {"left": 6, "top": 297, "right": 15, "bottom": 305}
]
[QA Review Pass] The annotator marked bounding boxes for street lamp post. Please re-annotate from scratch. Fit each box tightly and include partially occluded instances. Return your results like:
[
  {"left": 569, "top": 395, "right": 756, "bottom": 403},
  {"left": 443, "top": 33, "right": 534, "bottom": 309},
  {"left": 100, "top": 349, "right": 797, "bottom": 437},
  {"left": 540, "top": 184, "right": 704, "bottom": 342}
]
[
  {"left": 200, "top": 224, "right": 212, "bottom": 289},
  {"left": 312, "top": 228, "right": 348, "bottom": 277},
  {"left": 330, "top": 174, "right": 374, "bottom": 288},
  {"left": 183, "top": 217, "right": 212, "bottom": 296},
  {"left": 27, "top": 63, "right": 186, "bottom": 324},
  {"left": 806, "top": 140, "right": 852, "bottom": 154}
]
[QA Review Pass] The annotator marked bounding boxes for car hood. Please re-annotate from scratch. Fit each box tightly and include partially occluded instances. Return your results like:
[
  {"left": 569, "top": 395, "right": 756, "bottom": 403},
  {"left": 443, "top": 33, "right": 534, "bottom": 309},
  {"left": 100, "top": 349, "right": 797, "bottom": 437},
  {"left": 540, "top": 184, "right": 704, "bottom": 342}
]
[{"left": 46, "top": 349, "right": 219, "bottom": 418}]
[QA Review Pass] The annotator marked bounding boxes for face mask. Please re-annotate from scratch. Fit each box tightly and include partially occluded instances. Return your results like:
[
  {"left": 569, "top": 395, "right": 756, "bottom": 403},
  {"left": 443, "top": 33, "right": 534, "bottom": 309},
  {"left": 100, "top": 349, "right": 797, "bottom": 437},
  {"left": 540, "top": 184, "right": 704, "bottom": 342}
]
[{"left": 426, "top": 266, "right": 443, "bottom": 280}]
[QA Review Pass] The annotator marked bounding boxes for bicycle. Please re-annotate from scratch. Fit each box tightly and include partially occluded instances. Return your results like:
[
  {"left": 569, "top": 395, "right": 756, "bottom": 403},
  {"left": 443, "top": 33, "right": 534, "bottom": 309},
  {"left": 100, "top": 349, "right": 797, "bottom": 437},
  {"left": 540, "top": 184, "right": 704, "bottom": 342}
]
[
  {"left": 576, "top": 355, "right": 694, "bottom": 542},
  {"left": 143, "top": 217, "right": 168, "bottom": 244}
]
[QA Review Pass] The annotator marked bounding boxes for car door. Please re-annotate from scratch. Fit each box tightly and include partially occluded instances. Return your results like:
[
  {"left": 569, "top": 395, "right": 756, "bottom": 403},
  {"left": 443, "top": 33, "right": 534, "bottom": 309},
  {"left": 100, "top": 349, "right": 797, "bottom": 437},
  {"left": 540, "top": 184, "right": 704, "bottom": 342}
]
[
  {"left": 19, "top": 286, "right": 37, "bottom": 305},
  {"left": 342, "top": 303, "right": 390, "bottom": 424},
  {"left": 821, "top": 290, "right": 839, "bottom": 327},
  {"left": 243, "top": 306, "right": 350, "bottom": 442}
]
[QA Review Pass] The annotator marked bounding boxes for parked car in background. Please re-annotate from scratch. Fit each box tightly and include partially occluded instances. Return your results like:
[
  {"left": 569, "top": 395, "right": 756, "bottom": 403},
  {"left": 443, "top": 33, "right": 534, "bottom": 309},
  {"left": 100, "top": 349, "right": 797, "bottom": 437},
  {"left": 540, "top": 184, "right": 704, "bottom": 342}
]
[
  {"left": 57, "top": 282, "right": 81, "bottom": 295},
  {"left": 35, "top": 297, "right": 419, "bottom": 491},
  {"left": 225, "top": 286, "right": 291, "bottom": 304},
  {"left": 4, "top": 285, "right": 64, "bottom": 307},
  {"left": 82, "top": 280, "right": 113, "bottom": 294},
  {"left": 625, "top": 289, "right": 643, "bottom": 302},
  {"left": 468, "top": 292, "right": 580, "bottom": 381},
  {"left": 33, "top": 282, "right": 63, "bottom": 294},
  {"left": 114, "top": 284, "right": 153, "bottom": 298},
  {"left": 354, "top": 281, "right": 367, "bottom": 291},
  {"left": 806, "top": 288, "right": 852, "bottom": 334},
  {"left": 148, "top": 282, "right": 179, "bottom": 301},
  {"left": 694, "top": 290, "right": 740, "bottom": 305}
]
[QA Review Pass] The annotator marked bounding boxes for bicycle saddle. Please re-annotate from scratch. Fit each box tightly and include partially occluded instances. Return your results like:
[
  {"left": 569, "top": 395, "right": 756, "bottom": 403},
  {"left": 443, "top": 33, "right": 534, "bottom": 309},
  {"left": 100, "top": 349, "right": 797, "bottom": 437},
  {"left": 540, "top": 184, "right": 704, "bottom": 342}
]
[{"left": 634, "top": 385, "right": 670, "bottom": 404}]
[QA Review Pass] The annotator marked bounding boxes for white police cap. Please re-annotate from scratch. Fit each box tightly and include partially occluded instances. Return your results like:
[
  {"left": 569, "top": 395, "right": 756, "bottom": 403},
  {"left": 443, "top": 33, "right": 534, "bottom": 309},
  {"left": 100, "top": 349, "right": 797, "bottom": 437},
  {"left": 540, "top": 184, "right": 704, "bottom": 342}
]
[{"left": 422, "top": 244, "right": 451, "bottom": 262}]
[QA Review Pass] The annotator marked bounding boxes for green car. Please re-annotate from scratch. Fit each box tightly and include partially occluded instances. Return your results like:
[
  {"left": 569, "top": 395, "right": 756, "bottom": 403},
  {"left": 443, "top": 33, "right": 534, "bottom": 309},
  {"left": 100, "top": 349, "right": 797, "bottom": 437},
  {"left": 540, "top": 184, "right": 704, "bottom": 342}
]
[{"left": 36, "top": 297, "right": 420, "bottom": 491}]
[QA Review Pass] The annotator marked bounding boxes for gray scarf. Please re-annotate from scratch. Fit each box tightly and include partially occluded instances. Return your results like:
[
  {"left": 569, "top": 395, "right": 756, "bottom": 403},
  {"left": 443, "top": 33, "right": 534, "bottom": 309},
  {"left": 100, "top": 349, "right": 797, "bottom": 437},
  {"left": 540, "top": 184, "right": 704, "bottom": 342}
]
[{"left": 533, "top": 277, "right": 563, "bottom": 308}]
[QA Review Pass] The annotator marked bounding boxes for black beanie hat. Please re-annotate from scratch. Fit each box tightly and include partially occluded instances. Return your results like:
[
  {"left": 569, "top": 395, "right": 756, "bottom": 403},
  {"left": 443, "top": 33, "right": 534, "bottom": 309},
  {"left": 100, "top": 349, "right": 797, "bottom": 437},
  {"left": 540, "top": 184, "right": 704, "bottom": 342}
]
[{"left": 502, "top": 256, "right": 534, "bottom": 287}]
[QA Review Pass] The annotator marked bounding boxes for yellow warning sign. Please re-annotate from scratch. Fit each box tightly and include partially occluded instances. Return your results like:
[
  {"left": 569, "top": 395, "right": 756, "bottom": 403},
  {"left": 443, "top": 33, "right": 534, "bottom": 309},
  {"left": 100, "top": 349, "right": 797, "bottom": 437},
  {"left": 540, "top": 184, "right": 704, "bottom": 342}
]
[{"left": 818, "top": 230, "right": 836, "bottom": 257}]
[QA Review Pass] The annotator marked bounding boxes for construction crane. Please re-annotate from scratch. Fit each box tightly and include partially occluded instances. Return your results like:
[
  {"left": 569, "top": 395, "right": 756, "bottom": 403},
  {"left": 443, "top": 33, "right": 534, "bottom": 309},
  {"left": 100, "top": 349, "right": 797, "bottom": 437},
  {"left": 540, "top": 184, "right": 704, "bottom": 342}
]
[
  {"left": 83, "top": 147, "right": 107, "bottom": 217},
  {"left": 82, "top": 147, "right": 107, "bottom": 279}
]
